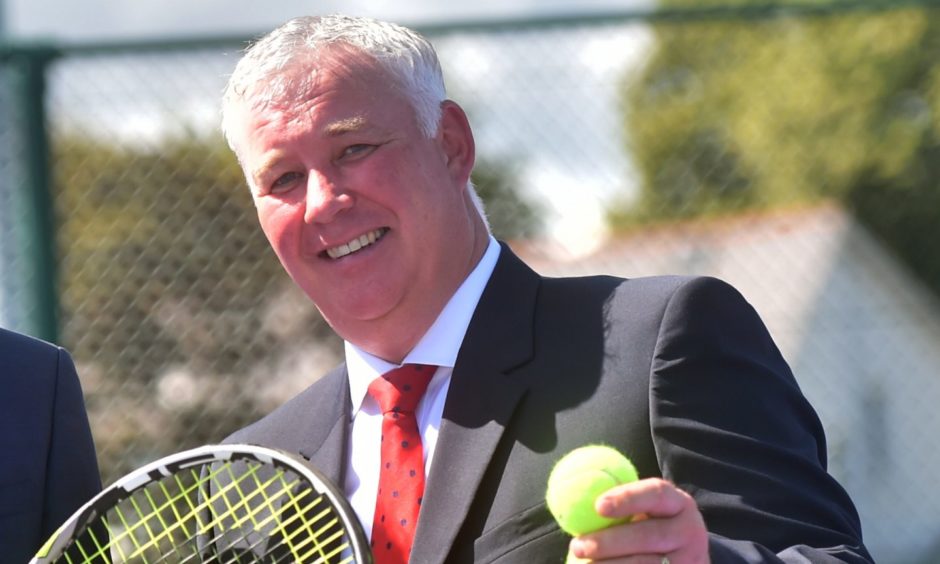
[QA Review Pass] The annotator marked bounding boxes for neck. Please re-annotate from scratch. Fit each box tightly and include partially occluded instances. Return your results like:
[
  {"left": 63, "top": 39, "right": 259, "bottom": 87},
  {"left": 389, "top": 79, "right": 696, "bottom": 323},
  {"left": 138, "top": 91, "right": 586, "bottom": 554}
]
[{"left": 347, "top": 228, "right": 490, "bottom": 364}]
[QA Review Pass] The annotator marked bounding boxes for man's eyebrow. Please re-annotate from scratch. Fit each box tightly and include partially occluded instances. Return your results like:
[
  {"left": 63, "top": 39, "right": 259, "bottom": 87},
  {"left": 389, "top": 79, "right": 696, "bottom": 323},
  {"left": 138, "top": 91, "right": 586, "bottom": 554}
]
[
  {"left": 324, "top": 116, "right": 369, "bottom": 136},
  {"left": 250, "top": 151, "right": 287, "bottom": 181}
]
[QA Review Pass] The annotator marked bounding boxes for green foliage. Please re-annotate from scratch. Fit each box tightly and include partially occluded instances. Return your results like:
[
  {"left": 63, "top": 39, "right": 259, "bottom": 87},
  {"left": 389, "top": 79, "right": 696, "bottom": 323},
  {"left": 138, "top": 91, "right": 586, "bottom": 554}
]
[
  {"left": 618, "top": 3, "right": 940, "bottom": 293},
  {"left": 56, "top": 135, "right": 291, "bottom": 373},
  {"left": 472, "top": 159, "right": 542, "bottom": 240}
]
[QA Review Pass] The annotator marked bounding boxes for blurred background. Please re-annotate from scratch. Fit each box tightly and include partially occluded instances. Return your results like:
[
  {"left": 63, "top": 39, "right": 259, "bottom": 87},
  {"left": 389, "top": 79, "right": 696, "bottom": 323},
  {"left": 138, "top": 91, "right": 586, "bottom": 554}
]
[{"left": 1, "top": 0, "right": 938, "bottom": 561}]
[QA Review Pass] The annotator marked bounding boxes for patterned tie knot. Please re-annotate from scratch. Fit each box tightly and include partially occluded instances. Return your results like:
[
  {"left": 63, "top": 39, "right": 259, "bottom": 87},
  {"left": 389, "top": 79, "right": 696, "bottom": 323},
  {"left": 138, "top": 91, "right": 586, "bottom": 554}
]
[{"left": 368, "top": 364, "right": 434, "bottom": 415}]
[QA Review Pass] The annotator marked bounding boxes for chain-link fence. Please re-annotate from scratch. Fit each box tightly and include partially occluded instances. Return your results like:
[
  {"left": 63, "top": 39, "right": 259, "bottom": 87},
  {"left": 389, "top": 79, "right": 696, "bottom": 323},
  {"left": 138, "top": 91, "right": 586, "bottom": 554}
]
[{"left": 2, "top": 3, "right": 939, "bottom": 562}]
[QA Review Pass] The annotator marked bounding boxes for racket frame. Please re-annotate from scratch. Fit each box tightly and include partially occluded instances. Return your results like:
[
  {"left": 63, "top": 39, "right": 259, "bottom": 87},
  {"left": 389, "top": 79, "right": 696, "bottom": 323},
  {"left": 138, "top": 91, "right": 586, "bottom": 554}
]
[{"left": 31, "top": 443, "right": 371, "bottom": 564}]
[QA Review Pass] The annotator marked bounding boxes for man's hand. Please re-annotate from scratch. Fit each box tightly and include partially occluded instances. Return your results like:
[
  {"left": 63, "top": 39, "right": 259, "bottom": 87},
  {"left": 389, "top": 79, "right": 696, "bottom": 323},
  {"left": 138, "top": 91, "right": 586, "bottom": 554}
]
[{"left": 568, "top": 478, "right": 710, "bottom": 563}]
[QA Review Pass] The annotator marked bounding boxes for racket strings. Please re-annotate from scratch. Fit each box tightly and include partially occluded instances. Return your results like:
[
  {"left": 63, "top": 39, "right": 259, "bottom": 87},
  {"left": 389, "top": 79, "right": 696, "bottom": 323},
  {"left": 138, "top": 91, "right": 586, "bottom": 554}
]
[
  {"left": 106, "top": 462, "right": 238, "bottom": 561},
  {"left": 55, "top": 457, "right": 358, "bottom": 563},
  {"left": 219, "top": 464, "right": 353, "bottom": 563},
  {"left": 123, "top": 468, "right": 218, "bottom": 564}
]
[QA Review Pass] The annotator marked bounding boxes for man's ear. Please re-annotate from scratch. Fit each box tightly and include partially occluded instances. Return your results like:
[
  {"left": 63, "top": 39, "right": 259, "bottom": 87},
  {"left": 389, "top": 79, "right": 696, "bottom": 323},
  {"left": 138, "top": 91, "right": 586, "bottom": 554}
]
[{"left": 437, "top": 100, "right": 476, "bottom": 188}]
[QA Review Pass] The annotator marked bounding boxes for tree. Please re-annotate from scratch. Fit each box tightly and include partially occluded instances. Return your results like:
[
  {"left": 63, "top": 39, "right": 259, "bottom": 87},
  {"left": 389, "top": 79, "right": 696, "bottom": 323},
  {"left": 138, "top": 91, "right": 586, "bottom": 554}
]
[
  {"left": 618, "top": 3, "right": 940, "bottom": 293},
  {"left": 473, "top": 158, "right": 542, "bottom": 240}
]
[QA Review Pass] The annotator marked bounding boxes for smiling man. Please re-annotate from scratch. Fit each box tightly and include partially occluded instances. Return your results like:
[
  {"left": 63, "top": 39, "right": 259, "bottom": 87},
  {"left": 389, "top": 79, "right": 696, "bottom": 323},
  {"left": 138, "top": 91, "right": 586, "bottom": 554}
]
[
  {"left": 220, "top": 15, "right": 872, "bottom": 564},
  {"left": 227, "top": 45, "right": 487, "bottom": 363}
]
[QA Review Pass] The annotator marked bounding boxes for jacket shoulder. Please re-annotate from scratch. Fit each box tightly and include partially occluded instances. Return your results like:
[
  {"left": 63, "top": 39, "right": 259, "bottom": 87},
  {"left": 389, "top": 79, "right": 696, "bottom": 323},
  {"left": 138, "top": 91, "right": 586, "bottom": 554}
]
[
  {"left": 0, "top": 327, "right": 63, "bottom": 368},
  {"left": 223, "top": 363, "right": 347, "bottom": 446},
  {"left": 541, "top": 271, "right": 730, "bottom": 305}
]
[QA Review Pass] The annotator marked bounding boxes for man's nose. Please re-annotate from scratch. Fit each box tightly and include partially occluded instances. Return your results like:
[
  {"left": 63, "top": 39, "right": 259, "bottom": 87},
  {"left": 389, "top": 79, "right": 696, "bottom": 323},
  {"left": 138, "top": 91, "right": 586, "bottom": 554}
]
[{"left": 304, "top": 171, "right": 353, "bottom": 224}]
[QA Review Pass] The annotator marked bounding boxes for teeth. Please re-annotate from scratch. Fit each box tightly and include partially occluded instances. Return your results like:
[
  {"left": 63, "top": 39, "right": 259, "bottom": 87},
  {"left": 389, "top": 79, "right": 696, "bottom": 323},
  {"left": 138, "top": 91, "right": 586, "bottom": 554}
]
[{"left": 326, "top": 228, "right": 386, "bottom": 259}]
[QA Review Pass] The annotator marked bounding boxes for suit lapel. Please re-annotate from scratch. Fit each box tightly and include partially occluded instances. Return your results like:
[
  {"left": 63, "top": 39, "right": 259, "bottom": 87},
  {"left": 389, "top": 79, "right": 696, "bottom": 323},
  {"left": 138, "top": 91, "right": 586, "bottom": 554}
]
[
  {"left": 283, "top": 365, "right": 352, "bottom": 487},
  {"left": 410, "top": 244, "right": 540, "bottom": 564}
]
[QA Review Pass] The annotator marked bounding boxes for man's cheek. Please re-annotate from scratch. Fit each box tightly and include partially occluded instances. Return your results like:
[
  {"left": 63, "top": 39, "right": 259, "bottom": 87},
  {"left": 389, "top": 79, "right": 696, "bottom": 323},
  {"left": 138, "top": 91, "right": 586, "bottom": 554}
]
[{"left": 258, "top": 209, "right": 293, "bottom": 243}]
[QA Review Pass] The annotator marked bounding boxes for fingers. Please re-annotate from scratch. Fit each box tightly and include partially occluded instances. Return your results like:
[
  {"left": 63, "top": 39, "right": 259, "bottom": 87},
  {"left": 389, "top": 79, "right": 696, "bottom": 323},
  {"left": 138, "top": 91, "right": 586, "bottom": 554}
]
[
  {"left": 569, "top": 555, "right": 672, "bottom": 564},
  {"left": 568, "top": 479, "right": 709, "bottom": 564},
  {"left": 597, "top": 478, "right": 692, "bottom": 520},
  {"left": 570, "top": 515, "right": 696, "bottom": 560}
]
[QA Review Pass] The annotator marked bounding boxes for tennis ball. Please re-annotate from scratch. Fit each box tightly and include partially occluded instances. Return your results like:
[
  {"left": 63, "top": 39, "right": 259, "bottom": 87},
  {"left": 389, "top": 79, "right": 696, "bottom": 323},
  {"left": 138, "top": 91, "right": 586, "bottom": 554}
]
[{"left": 545, "top": 444, "right": 638, "bottom": 536}]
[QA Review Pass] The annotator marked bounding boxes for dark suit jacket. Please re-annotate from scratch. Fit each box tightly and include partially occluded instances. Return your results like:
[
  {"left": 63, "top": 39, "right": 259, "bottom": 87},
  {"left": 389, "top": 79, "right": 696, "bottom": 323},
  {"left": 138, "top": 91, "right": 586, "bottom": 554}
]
[
  {"left": 0, "top": 328, "right": 101, "bottom": 563},
  {"left": 226, "top": 243, "right": 872, "bottom": 563}
]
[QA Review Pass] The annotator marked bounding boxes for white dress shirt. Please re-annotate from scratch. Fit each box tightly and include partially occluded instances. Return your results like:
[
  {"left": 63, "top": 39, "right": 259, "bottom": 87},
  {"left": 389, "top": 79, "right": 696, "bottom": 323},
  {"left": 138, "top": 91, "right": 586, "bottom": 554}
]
[{"left": 343, "top": 236, "right": 501, "bottom": 537}]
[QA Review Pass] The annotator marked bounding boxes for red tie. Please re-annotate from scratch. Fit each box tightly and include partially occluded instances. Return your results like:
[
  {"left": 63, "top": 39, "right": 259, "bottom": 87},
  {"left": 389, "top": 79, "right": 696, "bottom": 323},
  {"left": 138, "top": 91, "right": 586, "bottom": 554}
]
[{"left": 368, "top": 364, "right": 435, "bottom": 564}]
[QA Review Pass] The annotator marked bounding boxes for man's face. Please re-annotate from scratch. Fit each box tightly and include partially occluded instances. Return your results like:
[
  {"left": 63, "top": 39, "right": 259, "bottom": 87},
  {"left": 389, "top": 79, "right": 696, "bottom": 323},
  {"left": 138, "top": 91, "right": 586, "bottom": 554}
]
[{"left": 229, "top": 53, "right": 483, "bottom": 362}]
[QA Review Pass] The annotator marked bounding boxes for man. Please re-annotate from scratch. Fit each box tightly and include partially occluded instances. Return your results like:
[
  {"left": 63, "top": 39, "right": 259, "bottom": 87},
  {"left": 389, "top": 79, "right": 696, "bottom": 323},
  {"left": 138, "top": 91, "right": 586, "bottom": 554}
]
[
  {"left": 220, "top": 15, "right": 872, "bottom": 563},
  {"left": 0, "top": 327, "right": 101, "bottom": 562}
]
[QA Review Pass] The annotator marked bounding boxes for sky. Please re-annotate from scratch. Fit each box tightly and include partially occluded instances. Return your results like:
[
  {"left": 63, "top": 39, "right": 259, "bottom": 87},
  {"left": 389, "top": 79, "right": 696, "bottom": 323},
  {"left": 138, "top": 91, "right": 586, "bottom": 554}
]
[{"left": 5, "top": 0, "right": 648, "bottom": 41}]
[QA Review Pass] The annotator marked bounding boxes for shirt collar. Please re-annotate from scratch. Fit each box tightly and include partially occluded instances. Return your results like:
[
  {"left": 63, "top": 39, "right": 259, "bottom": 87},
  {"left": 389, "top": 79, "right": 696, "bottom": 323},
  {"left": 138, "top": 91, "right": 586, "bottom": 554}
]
[{"left": 345, "top": 236, "right": 501, "bottom": 414}]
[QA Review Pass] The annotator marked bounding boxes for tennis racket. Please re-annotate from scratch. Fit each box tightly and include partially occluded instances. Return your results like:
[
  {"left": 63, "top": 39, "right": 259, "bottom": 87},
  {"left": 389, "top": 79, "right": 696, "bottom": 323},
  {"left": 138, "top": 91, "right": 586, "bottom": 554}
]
[{"left": 31, "top": 444, "right": 372, "bottom": 563}]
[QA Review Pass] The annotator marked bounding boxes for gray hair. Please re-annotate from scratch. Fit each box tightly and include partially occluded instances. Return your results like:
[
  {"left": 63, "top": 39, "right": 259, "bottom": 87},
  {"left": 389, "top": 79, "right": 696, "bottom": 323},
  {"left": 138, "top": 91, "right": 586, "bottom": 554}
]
[
  {"left": 221, "top": 14, "right": 445, "bottom": 149},
  {"left": 221, "top": 14, "right": 490, "bottom": 231}
]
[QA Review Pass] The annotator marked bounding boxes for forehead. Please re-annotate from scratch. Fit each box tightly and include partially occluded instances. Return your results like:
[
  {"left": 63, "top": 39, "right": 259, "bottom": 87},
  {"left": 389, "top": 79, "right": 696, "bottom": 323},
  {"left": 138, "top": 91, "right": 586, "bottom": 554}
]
[
  {"left": 268, "top": 46, "right": 398, "bottom": 106},
  {"left": 266, "top": 52, "right": 412, "bottom": 122},
  {"left": 230, "top": 57, "right": 415, "bottom": 153}
]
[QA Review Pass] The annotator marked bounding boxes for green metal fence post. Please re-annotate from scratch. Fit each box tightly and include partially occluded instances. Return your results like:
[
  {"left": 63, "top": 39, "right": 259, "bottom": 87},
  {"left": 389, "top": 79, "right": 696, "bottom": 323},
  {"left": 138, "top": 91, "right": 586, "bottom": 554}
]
[{"left": 3, "top": 44, "right": 61, "bottom": 342}]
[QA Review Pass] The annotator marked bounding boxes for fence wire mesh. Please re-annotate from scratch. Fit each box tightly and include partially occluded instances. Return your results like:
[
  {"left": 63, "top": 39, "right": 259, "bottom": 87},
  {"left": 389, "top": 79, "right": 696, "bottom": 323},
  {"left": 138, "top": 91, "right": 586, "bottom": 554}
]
[{"left": 2, "top": 4, "right": 939, "bottom": 562}]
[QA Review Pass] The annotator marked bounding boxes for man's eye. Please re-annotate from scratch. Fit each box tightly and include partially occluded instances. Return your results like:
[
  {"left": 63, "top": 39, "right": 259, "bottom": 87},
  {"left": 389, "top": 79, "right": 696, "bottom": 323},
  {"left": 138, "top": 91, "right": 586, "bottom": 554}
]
[
  {"left": 270, "top": 171, "right": 303, "bottom": 193},
  {"left": 341, "top": 144, "right": 375, "bottom": 159}
]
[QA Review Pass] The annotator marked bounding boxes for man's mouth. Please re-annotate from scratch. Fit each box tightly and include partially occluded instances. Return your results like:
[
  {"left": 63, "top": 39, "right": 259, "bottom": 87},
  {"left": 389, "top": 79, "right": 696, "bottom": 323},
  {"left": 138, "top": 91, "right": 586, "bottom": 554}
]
[{"left": 324, "top": 228, "right": 389, "bottom": 259}]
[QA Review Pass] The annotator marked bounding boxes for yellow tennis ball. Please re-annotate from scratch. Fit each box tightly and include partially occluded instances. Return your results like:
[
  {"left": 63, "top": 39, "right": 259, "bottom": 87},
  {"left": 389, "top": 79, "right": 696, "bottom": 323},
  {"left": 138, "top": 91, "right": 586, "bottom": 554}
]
[{"left": 545, "top": 444, "right": 638, "bottom": 536}]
